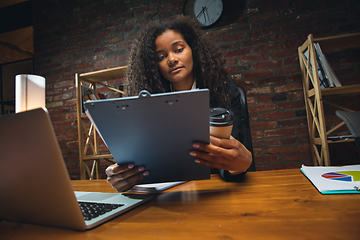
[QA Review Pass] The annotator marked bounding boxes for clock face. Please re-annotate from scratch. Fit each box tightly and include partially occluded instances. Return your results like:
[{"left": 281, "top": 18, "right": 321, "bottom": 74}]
[{"left": 183, "top": 0, "right": 223, "bottom": 28}]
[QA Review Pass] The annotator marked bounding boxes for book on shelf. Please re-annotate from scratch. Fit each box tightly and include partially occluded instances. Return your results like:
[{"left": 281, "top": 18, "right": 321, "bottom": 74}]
[
  {"left": 304, "top": 43, "right": 342, "bottom": 89},
  {"left": 81, "top": 86, "right": 106, "bottom": 114},
  {"left": 327, "top": 135, "right": 354, "bottom": 141},
  {"left": 314, "top": 43, "right": 342, "bottom": 88},
  {"left": 304, "top": 48, "right": 330, "bottom": 89},
  {"left": 300, "top": 164, "right": 360, "bottom": 194}
]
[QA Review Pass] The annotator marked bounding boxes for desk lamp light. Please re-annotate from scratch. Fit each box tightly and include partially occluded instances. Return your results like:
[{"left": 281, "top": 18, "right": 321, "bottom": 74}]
[{"left": 15, "top": 74, "right": 46, "bottom": 113}]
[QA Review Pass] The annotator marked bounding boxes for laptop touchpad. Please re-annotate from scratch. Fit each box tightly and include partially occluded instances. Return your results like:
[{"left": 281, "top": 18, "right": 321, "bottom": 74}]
[{"left": 76, "top": 192, "right": 119, "bottom": 201}]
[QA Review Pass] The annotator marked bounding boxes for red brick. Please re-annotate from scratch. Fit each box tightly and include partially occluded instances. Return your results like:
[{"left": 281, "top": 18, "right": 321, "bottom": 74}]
[
  {"left": 54, "top": 93, "right": 73, "bottom": 101},
  {"left": 274, "top": 83, "right": 303, "bottom": 93},
  {"left": 54, "top": 120, "right": 74, "bottom": 128},
  {"left": 239, "top": 54, "right": 268, "bottom": 62},
  {"left": 248, "top": 103, "right": 276, "bottom": 113},
  {"left": 53, "top": 67, "right": 72, "bottom": 75},
  {"left": 277, "top": 100, "right": 305, "bottom": 109},
  {"left": 251, "top": 131, "right": 263, "bottom": 139},
  {"left": 274, "top": 65, "right": 300, "bottom": 74},
  {"left": 254, "top": 61, "right": 282, "bottom": 69},
  {"left": 254, "top": 155, "right": 279, "bottom": 163},
  {"left": 95, "top": 58, "right": 116, "bottom": 67},
  {"left": 264, "top": 111, "right": 293, "bottom": 120},
  {"left": 250, "top": 12, "right": 279, "bottom": 22},
  {"left": 57, "top": 134, "right": 75, "bottom": 142},
  {"left": 259, "top": 76, "right": 287, "bottom": 86},
  {"left": 243, "top": 70, "right": 273, "bottom": 79},
  {"left": 264, "top": 128, "right": 295, "bottom": 137},
  {"left": 270, "top": 49, "right": 297, "bottom": 59},
  {"left": 222, "top": 33, "right": 248, "bottom": 42},
  {"left": 207, "top": 28, "right": 233, "bottom": 37},
  {"left": 51, "top": 114, "right": 64, "bottom": 122},
  {"left": 252, "top": 138, "right": 282, "bottom": 147},
  {"left": 47, "top": 101, "right": 64, "bottom": 108},
  {"left": 251, "top": 28, "right": 280, "bottom": 38},
  {"left": 47, "top": 88, "right": 63, "bottom": 96},
  {"left": 257, "top": 95, "right": 274, "bottom": 103},
  {"left": 134, "top": 7, "right": 158, "bottom": 16},
  {"left": 265, "top": 147, "right": 295, "bottom": 154},
  {"left": 253, "top": 44, "right": 282, "bottom": 53},
  {"left": 297, "top": 144, "right": 310, "bottom": 152},
  {"left": 283, "top": 135, "right": 309, "bottom": 145},
  {"left": 253, "top": 148, "right": 263, "bottom": 156},
  {"left": 250, "top": 121, "right": 277, "bottom": 130},
  {"left": 246, "top": 86, "right": 272, "bottom": 95},
  {"left": 223, "top": 49, "right": 251, "bottom": 58},
  {"left": 73, "top": 62, "right": 94, "bottom": 71},
  {"left": 283, "top": 153, "right": 312, "bottom": 161},
  {"left": 54, "top": 80, "right": 74, "bottom": 88}
]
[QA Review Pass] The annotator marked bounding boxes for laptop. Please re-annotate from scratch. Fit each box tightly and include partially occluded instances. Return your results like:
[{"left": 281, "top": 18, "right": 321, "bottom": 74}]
[
  {"left": 0, "top": 108, "right": 153, "bottom": 231},
  {"left": 84, "top": 89, "right": 211, "bottom": 184}
]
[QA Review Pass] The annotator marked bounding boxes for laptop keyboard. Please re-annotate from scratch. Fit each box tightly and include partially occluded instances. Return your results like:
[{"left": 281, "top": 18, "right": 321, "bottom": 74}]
[{"left": 79, "top": 202, "right": 124, "bottom": 221}]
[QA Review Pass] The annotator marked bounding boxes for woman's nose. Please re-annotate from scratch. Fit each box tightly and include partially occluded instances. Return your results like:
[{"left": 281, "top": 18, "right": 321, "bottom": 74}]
[{"left": 167, "top": 53, "right": 178, "bottom": 66}]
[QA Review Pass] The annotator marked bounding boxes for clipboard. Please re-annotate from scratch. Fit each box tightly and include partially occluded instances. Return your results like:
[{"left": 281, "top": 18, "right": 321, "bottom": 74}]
[{"left": 85, "top": 89, "right": 211, "bottom": 184}]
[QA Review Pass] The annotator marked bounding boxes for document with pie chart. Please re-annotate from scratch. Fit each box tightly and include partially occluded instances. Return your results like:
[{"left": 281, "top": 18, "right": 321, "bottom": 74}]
[{"left": 300, "top": 164, "right": 360, "bottom": 194}]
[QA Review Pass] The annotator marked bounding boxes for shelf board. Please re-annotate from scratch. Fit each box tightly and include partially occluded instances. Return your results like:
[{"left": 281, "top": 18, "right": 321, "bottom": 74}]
[
  {"left": 328, "top": 138, "right": 355, "bottom": 144},
  {"left": 314, "top": 32, "right": 360, "bottom": 51},
  {"left": 307, "top": 84, "right": 360, "bottom": 97},
  {"left": 82, "top": 154, "right": 113, "bottom": 160},
  {"left": 79, "top": 66, "right": 127, "bottom": 84},
  {"left": 321, "top": 84, "right": 360, "bottom": 96}
]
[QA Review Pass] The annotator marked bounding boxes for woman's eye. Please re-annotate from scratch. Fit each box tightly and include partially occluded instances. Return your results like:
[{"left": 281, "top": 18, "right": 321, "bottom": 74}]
[
  {"left": 157, "top": 55, "right": 165, "bottom": 61},
  {"left": 175, "top": 48, "right": 184, "bottom": 53}
]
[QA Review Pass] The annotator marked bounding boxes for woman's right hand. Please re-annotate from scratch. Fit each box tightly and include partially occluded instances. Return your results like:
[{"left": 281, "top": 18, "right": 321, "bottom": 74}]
[{"left": 105, "top": 163, "right": 149, "bottom": 192}]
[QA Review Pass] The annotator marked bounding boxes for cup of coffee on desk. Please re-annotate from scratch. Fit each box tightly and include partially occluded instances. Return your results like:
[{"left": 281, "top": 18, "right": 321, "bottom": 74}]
[{"left": 209, "top": 108, "right": 235, "bottom": 139}]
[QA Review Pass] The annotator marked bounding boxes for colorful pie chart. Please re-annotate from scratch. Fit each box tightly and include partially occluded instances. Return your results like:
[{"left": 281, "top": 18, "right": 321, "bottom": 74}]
[{"left": 322, "top": 171, "right": 360, "bottom": 182}]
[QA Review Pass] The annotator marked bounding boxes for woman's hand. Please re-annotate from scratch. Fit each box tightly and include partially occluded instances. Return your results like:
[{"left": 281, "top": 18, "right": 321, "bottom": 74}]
[
  {"left": 190, "top": 135, "right": 252, "bottom": 175},
  {"left": 105, "top": 163, "right": 149, "bottom": 192}
]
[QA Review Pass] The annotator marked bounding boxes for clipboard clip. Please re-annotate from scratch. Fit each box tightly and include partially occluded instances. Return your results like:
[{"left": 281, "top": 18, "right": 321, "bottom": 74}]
[{"left": 139, "top": 90, "right": 151, "bottom": 98}]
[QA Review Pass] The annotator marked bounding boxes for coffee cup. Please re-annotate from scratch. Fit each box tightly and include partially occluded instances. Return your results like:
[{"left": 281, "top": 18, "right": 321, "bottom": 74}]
[{"left": 209, "top": 108, "right": 235, "bottom": 139}]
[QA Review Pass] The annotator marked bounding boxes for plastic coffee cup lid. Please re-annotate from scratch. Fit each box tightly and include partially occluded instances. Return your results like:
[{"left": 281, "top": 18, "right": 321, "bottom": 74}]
[{"left": 209, "top": 108, "right": 235, "bottom": 127}]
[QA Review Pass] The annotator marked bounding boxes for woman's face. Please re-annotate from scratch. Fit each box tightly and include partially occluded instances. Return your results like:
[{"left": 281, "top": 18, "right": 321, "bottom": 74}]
[{"left": 155, "top": 30, "right": 195, "bottom": 91}]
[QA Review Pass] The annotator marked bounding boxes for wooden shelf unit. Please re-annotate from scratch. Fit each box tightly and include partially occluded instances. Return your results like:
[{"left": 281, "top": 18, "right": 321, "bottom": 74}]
[
  {"left": 298, "top": 33, "right": 360, "bottom": 166},
  {"left": 75, "top": 66, "right": 127, "bottom": 180}
]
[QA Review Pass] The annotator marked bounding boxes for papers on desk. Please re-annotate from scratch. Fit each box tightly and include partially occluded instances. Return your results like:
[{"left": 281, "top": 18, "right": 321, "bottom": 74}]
[
  {"left": 128, "top": 181, "right": 186, "bottom": 194},
  {"left": 301, "top": 164, "right": 360, "bottom": 194}
]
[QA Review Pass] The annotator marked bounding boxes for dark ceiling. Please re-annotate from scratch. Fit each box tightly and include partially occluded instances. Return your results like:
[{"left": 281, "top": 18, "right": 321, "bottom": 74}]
[{"left": 0, "top": 0, "right": 33, "bottom": 65}]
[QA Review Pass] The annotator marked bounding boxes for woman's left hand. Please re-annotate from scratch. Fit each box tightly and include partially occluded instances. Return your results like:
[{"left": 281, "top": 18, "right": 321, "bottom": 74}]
[{"left": 190, "top": 135, "right": 252, "bottom": 175}]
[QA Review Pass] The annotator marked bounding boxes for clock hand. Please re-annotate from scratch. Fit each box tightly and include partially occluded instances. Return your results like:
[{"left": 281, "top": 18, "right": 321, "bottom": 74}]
[
  {"left": 196, "top": 7, "right": 205, "bottom": 19},
  {"left": 204, "top": 7, "right": 210, "bottom": 23},
  {"left": 203, "top": 7, "right": 208, "bottom": 22},
  {"left": 196, "top": 7, "right": 207, "bottom": 23}
]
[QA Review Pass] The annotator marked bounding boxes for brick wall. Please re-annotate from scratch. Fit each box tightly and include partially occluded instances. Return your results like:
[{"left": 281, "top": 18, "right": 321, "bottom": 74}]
[{"left": 32, "top": 0, "right": 360, "bottom": 179}]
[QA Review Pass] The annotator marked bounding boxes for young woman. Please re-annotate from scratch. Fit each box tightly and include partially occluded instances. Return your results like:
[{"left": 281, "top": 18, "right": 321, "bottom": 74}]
[{"left": 106, "top": 16, "right": 253, "bottom": 192}]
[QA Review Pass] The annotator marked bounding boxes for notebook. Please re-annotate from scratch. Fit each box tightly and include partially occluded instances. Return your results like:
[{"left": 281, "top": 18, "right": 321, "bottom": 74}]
[
  {"left": 0, "top": 108, "right": 153, "bottom": 231},
  {"left": 84, "top": 89, "right": 211, "bottom": 184}
]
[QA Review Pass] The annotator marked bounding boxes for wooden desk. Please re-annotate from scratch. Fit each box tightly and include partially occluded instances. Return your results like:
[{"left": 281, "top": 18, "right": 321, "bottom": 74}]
[{"left": 1, "top": 169, "right": 360, "bottom": 239}]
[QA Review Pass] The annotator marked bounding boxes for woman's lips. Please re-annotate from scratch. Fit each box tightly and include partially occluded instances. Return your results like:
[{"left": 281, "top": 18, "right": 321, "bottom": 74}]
[{"left": 169, "top": 67, "right": 183, "bottom": 74}]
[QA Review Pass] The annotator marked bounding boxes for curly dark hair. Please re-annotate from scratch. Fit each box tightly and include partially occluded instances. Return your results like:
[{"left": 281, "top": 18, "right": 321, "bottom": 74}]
[{"left": 124, "top": 16, "right": 231, "bottom": 107}]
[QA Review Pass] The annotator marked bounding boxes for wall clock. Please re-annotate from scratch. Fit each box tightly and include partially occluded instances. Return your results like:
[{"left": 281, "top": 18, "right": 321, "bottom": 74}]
[{"left": 183, "top": 0, "right": 224, "bottom": 28}]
